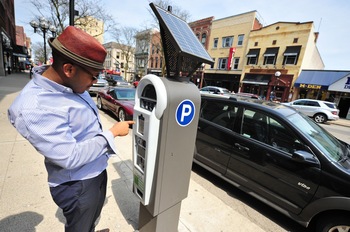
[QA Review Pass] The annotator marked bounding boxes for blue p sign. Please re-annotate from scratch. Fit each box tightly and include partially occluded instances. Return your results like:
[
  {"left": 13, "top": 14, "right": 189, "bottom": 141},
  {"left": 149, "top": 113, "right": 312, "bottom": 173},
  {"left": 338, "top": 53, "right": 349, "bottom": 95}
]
[{"left": 175, "top": 99, "right": 195, "bottom": 127}]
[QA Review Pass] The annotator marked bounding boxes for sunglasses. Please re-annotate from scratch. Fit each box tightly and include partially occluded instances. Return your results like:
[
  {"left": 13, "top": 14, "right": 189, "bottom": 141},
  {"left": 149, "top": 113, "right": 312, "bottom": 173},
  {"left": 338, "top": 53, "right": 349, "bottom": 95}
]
[{"left": 68, "top": 63, "right": 99, "bottom": 80}]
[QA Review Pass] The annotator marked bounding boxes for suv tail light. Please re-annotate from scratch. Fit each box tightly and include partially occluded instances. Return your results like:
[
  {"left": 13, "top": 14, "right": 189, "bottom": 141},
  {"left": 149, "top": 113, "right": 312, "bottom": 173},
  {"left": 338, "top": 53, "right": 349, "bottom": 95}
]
[{"left": 331, "top": 111, "right": 338, "bottom": 115}]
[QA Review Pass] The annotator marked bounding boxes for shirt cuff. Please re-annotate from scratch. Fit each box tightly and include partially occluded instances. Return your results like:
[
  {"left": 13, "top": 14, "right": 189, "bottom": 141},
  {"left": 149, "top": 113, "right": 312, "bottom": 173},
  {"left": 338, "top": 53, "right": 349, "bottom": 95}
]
[{"left": 100, "top": 130, "right": 119, "bottom": 156}]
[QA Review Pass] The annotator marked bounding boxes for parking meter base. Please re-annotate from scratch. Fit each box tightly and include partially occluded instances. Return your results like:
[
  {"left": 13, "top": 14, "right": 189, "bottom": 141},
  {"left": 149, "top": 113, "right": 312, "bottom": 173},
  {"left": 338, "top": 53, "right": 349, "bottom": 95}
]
[{"left": 138, "top": 201, "right": 181, "bottom": 232}]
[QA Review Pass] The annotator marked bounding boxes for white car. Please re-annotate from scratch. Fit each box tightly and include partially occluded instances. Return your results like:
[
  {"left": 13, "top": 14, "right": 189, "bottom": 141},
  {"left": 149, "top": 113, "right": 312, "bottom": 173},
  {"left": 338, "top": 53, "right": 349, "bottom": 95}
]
[
  {"left": 200, "top": 86, "right": 232, "bottom": 95},
  {"left": 282, "top": 99, "right": 339, "bottom": 123}
]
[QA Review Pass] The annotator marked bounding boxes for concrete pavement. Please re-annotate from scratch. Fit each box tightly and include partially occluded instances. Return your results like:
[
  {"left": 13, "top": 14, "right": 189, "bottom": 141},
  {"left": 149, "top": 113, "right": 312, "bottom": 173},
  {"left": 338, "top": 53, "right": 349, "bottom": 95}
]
[{"left": 0, "top": 72, "right": 267, "bottom": 232}]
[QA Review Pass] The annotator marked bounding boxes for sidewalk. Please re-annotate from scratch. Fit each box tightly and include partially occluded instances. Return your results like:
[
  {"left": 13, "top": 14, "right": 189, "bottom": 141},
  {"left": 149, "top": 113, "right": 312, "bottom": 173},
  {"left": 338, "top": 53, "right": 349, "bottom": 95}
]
[{"left": 0, "top": 72, "right": 267, "bottom": 232}]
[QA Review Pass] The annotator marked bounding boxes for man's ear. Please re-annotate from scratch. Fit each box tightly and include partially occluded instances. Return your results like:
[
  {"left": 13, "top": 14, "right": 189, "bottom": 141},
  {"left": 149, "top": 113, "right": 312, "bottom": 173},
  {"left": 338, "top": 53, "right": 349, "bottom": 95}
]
[{"left": 62, "top": 63, "right": 77, "bottom": 78}]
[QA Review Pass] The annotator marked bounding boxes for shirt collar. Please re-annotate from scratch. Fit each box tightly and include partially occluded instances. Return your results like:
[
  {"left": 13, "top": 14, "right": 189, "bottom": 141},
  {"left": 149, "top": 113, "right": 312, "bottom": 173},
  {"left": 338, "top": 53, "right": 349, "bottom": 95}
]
[{"left": 32, "top": 65, "right": 74, "bottom": 93}]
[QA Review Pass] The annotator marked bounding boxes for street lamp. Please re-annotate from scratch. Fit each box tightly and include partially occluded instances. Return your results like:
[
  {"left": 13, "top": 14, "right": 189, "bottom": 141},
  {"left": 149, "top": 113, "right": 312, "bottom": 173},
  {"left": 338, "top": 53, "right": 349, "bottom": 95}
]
[
  {"left": 271, "top": 71, "right": 281, "bottom": 101},
  {"left": 30, "top": 17, "right": 57, "bottom": 64},
  {"left": 274, "top": 71, "right": 281, "bottom": 91}
]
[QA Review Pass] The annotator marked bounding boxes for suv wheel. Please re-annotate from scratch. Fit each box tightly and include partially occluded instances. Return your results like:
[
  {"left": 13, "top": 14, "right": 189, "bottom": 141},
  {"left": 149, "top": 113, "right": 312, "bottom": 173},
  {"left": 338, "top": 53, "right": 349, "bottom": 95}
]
[
  {"left": 314, "top": 113, "right": 327, "bottom": 123},
  {"left": 316, "top": 214, "right": 350, "bottom": 232}
]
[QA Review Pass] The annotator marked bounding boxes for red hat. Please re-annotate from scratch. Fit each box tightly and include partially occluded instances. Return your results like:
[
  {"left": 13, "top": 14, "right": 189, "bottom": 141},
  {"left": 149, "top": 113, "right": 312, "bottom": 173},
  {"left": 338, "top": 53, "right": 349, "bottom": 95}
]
[{"left": 48, "top": 26, "right": 106, "bottom": 70}]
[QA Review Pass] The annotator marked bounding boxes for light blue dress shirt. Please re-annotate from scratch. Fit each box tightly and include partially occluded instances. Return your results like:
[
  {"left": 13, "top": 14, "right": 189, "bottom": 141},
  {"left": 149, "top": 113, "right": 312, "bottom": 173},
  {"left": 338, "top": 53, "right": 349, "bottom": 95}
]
[{"left": 8, "top": 65, "right": 118, "bottom": 187}]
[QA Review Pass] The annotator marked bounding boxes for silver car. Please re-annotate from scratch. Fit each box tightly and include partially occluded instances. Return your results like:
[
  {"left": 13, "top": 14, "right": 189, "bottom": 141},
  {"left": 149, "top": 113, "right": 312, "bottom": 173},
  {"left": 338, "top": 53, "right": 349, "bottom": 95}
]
[
  {"left": 89, "top": 73, "right": 109, "bottom": 94},
  {"left": 200, "top": 86, "right": 232, "bottom": 95},
  {"left": 283, "top": 99, "right": 339, "bottom": 123}
]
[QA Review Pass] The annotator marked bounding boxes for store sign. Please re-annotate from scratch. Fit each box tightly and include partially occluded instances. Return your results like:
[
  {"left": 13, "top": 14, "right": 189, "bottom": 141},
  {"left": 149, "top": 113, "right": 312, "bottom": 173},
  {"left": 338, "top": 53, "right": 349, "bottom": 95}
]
[
  {"left": 344, "top": 77, "right": 350, "bottom": 89},
  {"left": 299, "top": 84, "right": 322, "bottom": 89}
]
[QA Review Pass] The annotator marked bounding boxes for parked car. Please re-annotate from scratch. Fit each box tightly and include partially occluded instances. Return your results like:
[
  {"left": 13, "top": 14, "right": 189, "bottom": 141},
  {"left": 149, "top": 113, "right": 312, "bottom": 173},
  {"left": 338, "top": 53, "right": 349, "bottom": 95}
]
[
  {"left": 200, "top": 86, "right": 232, "bottom": 95},
  {"left": 88, "top": 73, "right": 109, "bottom": 94},
  {"left": 96, "top": 87, "right": 135, "bottom": 121},
  {"left": 133, "top": 81, "right": 139, "bottom": 88},
  {"left": 105, "top": 74, "right": 131, "bottom": 87},
  {"left": 282, "top": 99, "right": 339, "bottom": 123},
  {"left": 195, "top": 94, "right": 350, "bottom": 231},
  {"left": 234, "top": 92, "right": 262, "bottom": 99}
]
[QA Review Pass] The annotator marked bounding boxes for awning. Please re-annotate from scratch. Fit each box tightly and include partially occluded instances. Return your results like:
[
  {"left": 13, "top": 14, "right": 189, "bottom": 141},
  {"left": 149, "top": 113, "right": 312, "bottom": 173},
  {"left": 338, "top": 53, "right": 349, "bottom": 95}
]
[
  {"left": 246, "top": 48, "right": 260, "bottom": 57},
  {"left": 12, "top": 53, "right": 27, "bottom": 58},
  {"left": 294, "top": 70, "right": 349, "bottom": 90},
  {"left": 12, "top": 45, "right": 28, "bottom": 57},
  {"left": 242, "top": 74, "right": 271, "bottom": 85},
  {"left": 284, "top": 46, "right": 301, "bottom": 56},
  {"left": 264, "top": 47, "right": 279, "bottom": 57}
]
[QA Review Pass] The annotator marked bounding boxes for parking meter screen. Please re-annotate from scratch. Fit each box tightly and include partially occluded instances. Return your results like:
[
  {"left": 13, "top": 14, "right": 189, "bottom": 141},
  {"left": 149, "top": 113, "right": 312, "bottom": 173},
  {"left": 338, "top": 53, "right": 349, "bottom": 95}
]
[{"left": 138, "top": 114, "right": 145, "bottom": 135}]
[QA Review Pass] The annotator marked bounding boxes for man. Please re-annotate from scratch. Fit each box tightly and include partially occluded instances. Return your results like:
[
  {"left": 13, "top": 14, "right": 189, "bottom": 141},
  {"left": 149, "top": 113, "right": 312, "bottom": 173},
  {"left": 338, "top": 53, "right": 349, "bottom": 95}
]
[{"left": 8, "top": 26, "right": 134, "bottom": 232}]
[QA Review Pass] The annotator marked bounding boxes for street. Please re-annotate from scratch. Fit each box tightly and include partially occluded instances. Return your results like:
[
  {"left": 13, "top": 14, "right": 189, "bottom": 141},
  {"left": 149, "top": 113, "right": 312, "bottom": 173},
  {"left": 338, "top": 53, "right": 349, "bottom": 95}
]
[{"left": 1, "top": 72, "right": 349, "bottom": 232}]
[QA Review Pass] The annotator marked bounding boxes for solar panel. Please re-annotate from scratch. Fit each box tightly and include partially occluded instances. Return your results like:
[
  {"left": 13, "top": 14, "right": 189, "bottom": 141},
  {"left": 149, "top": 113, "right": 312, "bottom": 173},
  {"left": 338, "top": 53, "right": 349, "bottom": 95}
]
[{"left": 150, "top": 3, "right": 214, "bottom": 77}]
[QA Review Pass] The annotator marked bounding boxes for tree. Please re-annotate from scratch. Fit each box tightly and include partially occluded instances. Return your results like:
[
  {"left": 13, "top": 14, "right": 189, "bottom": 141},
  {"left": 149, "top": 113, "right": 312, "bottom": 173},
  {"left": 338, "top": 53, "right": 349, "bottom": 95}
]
[
  {"left": 29, "top": 0, "right": 115, "bottom": 35},
  {"left": 110, "top": 26, "right": 138, "bottom": 81},
  {"left": 32, "top": 41, "right": 52, "bottom": 64}
]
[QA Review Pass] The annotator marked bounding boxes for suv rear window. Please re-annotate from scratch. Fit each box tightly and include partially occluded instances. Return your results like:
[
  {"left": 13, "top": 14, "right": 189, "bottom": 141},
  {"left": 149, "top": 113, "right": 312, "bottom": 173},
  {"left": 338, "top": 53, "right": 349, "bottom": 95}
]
[{"left": 324, "top": 102, "right": 337, "bottom": 109}]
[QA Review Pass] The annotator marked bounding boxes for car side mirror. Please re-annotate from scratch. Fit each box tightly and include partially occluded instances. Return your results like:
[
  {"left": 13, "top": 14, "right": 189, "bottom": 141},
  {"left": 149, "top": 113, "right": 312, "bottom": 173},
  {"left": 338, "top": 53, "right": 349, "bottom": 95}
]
[{"left": 292, "top": 150, "right": 320, "bottom": 167}]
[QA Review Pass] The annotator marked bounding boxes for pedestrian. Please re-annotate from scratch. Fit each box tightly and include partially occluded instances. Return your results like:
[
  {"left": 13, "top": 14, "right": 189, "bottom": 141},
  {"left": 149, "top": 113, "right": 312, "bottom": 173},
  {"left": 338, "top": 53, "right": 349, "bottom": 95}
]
[
  {"left": 29, "top": 63, "right": 33, "bottom": 79},
  {"left": 8, "top": 26, "right": 134, "bottom": 232}
]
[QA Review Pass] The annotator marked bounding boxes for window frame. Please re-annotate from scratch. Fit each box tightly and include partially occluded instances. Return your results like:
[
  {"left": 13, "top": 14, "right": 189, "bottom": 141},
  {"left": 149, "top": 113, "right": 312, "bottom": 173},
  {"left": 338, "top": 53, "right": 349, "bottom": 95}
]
[
  {"left": 237, "top": 34, "right": 244, "bottom": 46},
  {"left": 218, "top": 58, "right": 228, "bottom": 70},
  {"left": 222, "top": 36, "right": 234, "bottom": 48},
  {"left": 213, "top": 38, "right": 218, "bottom": 48}
]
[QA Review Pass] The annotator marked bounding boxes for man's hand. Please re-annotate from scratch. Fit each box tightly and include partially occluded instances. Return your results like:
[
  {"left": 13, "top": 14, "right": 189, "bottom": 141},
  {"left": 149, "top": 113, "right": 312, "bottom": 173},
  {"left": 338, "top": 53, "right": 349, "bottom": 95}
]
[{"left": 109, "top": 121, "right": 135, "bottom": 137}]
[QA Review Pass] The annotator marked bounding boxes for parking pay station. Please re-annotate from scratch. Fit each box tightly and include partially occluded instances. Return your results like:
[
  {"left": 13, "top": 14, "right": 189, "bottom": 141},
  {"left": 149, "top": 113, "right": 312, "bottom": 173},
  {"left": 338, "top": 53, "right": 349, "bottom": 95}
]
[{"left": 132, "top": 3, "right": 214, "bottom": 232}]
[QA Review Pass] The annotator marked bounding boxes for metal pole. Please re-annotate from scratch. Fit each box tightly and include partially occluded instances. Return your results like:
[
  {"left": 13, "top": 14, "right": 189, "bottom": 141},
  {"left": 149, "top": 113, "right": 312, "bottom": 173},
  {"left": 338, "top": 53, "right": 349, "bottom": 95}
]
[
  {"left": 43, "top": 30, "right": 47, "bottom": 64},
  {"left": 70, "top": 0, "right": 75, "bottom": 26}
]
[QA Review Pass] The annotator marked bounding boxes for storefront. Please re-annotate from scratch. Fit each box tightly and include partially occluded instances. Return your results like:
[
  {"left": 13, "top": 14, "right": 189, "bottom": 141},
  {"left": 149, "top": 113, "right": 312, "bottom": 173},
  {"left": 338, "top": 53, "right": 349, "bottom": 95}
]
[
  {"left": 203, "top": 73, "right": 241, "bottom": 93},
  {"left": 241, "top": 69, "right": 293, "bottom": 102},
  {"left": 294, "top": 70, "right": 350, "bottom": 119}
]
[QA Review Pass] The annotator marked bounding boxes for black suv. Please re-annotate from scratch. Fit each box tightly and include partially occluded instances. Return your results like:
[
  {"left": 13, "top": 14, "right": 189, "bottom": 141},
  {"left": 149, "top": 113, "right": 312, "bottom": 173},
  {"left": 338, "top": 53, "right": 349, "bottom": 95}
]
[{"left": 195, "top": 94, "right": 350, "bottom": 231}]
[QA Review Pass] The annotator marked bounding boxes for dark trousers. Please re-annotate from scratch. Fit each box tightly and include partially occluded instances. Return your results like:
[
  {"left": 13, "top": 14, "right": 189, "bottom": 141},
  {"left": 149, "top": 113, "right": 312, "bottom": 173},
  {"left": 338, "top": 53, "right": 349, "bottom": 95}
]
[{"left": 50, "top": 170, "right": 107, "bottom": 232}]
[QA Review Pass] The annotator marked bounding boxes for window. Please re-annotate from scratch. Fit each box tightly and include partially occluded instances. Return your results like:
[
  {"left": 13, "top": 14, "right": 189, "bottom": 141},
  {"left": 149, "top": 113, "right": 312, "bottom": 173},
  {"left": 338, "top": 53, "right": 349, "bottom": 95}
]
[
  {"left": 213, "top": 38, "right": 218, "bottom": 48},
  {"left": 196, "top": 33, "right": 200, "bottom": 39},
  {"left": 246, "top": 49, "right": 260, "bottom": 65},
  {"left": 293, "top": 38, "right": 298, "bottom": 43},
  {"left": 284, "top": 55, "right": 298, "bottom": 65},
  {"left": 263, "top": 48, "right": 279, "bottom": 65},
  {"left": 264, "top": 56, "right": 276, "bottom": 65},
  {"left": 254, "top": 42, "right": 259, "bottom": 46},
  {"left": 237, "top": 34, "right": 244, "bottom": 46},
  {"left": 283, "top": 46, "right": 301, "bottom": 65},
  {"left": 218, "top": 58, "right": 228, "bottom": 69},
  {"left": 272, "top": 40, "right": 277, "bottom": 45},
  {"left": 222, "top": 36, "right": 233, "bottom": 48},
  {"left": 247, "top": 56, "right": 257, "bottom": 65},
  {"left": 155, "top": 57, "right": 158, "bottom": 68},
  {"left": 241, "top": 109, "right": 306, "bottom": 153},
  {"left": 233, "top": 58, "right": 239, "bottom": 70},
  {"left": 201, "top": 100, "right": 238, "bottom": 129},
  {"left": 201, "top": 33, "right": 207, "bottom": 46}
]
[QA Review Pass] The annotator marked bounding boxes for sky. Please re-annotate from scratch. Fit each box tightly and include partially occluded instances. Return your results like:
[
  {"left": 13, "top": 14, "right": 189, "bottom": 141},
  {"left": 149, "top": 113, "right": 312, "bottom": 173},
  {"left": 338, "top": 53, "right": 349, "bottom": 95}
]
[{"left": 15, "top": 0, "right": 350, "bottom": 70}]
